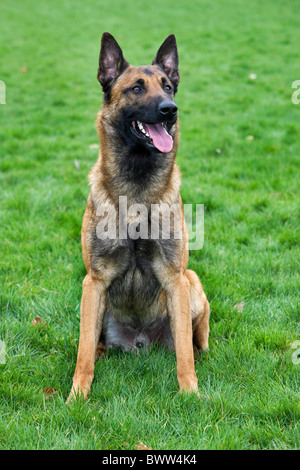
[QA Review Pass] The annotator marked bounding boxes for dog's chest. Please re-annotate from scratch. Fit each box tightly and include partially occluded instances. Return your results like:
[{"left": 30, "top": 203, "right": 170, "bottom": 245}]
[{"left": 107, "top": 240, "right": 163, "bottom": 326}]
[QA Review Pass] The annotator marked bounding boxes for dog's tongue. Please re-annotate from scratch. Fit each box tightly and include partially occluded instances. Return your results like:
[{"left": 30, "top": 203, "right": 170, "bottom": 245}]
[{"left": 143, "top": 123, "right": 173, "bottom": 153}]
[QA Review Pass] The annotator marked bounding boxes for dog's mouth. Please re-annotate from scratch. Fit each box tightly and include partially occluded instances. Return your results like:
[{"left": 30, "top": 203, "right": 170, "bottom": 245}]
[{"left": 131, "top": 120, "right": 173, "bottom": 153}]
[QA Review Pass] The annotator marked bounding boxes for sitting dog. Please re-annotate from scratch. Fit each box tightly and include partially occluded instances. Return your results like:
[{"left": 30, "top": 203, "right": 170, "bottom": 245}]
[{"left": 69, "top": 33, "right": 210, "bottom": 400}]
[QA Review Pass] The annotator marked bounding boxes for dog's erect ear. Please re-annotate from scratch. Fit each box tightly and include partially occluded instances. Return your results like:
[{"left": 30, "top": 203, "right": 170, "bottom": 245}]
[
  {"left": 97, "top": 33, "right": 129, "bottom": 92},
  {"left": 152, "top": 34, "right": 180, "bottom": 92}
]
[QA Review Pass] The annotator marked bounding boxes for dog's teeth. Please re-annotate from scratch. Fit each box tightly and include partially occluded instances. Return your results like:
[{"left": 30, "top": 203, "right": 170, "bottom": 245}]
[
  {"left": 136, "top": 120, "right": 150, "bottom": 138},
  {"left": 138, "top": 121, "right": 149, "bottom": 136}
]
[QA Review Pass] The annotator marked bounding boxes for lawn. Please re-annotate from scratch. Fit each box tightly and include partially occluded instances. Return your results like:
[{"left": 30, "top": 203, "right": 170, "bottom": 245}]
[{"left": 0, "top": 0, "right": 299, "bottom": 450}]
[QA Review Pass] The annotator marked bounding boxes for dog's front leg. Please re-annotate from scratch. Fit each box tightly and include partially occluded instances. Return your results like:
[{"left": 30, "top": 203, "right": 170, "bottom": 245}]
[
  {"left": 166, "top": 274, "right": 198, "bottom": 393},
  {"left": 68, "top": 274, "right": 106, "bottom": 401}
]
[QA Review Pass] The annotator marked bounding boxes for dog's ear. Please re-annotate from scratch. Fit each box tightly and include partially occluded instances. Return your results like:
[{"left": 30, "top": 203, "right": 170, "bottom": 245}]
[
  {"left": 97, "top": 33, "right": 129, "bottom": 92},
  {"left": 152, "top": 34, "right": 180, "bottom": 92}
]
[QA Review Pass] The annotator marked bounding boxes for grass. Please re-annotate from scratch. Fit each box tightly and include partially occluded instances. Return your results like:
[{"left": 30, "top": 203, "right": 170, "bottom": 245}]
[{"left": 0, "top": 0, "right": 299, "bottom": 450}]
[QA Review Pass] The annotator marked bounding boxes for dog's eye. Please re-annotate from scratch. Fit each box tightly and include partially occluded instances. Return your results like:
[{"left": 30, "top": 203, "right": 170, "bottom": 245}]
[
  {"left": 132, "top": 85, "right": 142, "bottom": 93},
  {"left": 164, "top": 84, "right": 172, "bottom": 93}
]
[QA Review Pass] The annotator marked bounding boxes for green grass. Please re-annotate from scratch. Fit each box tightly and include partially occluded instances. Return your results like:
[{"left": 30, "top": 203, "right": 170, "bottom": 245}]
[{"left": 0, "top": 0, "right": 299, "bottom": 450}]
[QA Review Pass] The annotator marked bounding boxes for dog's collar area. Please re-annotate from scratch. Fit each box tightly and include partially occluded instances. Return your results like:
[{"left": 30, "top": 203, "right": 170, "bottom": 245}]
[{"left": 131, "top": 120, "right": 173, "bottom": 153}]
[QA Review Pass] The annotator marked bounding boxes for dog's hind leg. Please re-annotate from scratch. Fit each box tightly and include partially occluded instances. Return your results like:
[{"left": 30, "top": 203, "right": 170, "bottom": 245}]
[
  {"left": 186, "top": 269, "right": 210, "bottom": 352},
  {"left": 96, "top": 341, "right": 107, "bottom": 358}
]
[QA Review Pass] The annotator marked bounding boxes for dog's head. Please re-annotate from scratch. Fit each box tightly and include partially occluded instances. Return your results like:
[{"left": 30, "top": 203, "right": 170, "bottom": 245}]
[{"left": 97, "top": 33, "right": 179, "bottom": 154}]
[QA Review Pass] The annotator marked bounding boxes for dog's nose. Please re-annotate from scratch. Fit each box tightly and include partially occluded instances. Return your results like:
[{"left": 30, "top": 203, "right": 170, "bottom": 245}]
[{"left": 158, "top": 101, "right": 178, "bottom": 119}]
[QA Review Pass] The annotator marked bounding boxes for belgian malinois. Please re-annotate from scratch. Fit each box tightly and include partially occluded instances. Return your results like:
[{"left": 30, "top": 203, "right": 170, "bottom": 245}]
[{"left": 68, "top": 33, "right": 210, "bottom": 400}]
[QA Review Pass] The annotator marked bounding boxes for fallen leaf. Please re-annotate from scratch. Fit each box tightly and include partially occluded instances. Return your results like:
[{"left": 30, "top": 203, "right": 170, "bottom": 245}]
[
  {"left": 31, "top": 317, "right": 41, "bottom": 327},
  {"left": 136, "top": 441, "right": 153, "bottom": 450},
  {"left": 232, "top": 302, "right": 245, "bottom": 313},
  {"left": 43, "top": 387, "right": 57, "bottom": 398},
  {"left": 19, "top": 67, "right": 28, "bottom": 73},
  {"left": 31, "top": 317, "right": 47, "bottom": 328}
]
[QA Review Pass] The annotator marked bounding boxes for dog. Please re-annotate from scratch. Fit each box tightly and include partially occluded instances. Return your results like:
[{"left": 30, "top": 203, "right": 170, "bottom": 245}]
[{"left": 68, "top": 32, "right": 210, "bottom": 401}]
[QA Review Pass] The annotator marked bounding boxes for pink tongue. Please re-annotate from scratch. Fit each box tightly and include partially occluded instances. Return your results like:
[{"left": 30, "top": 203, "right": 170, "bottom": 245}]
[{"left": 143, "top": 123, "right": 173, "bottom": 153}]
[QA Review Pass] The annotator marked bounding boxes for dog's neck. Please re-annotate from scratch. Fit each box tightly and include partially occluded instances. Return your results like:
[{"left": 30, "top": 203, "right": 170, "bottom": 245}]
[{"left": 90, "top": 112, "right": 181, "bottom": 208}]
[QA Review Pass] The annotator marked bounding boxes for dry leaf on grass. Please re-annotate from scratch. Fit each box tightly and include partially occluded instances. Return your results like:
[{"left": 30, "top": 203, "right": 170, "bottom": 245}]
[
  {"left": 232, "top": 302, "right": 245, "bottom": 313},
  {"left": 43, "top": 387, "right": 57, "bottom": 398},
  {"left": 31, "top": 317, "right": 47, "bottom": 328},
  {"left": 136, "top": 441, "right": 153, "bottom": 450}
]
